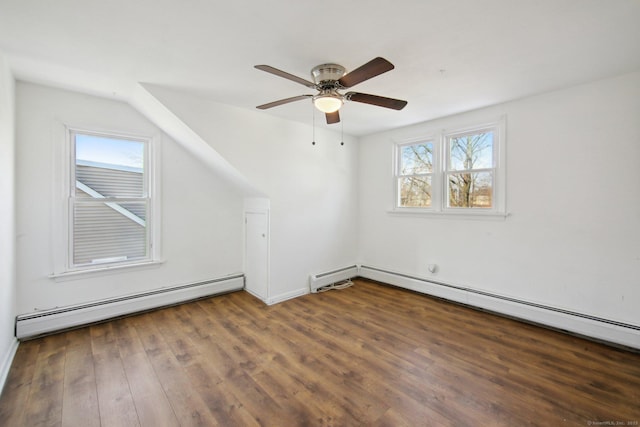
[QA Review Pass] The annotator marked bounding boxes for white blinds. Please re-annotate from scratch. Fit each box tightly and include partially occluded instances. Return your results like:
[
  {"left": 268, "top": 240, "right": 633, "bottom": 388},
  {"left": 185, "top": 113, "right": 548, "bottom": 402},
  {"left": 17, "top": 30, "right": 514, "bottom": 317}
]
[{"left": 70, "top": 131, "right": 149, "bottom": 268}]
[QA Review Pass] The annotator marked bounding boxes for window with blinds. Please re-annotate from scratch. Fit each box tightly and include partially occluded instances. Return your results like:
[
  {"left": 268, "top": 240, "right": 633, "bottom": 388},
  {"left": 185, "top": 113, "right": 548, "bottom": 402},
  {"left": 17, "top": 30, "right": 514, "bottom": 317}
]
[{"left": 70, "top": 130, "right": 151, "bottom": 268}]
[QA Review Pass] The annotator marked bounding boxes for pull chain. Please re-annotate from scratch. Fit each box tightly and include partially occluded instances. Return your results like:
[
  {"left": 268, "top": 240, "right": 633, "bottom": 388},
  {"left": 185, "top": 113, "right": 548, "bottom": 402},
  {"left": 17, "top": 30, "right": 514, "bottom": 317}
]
[
  {"left": 340, "top": 118, "right": 344, "bottom": 146},
  {"left": 312, "top": 103, "right": 316, "bottom": 145}
]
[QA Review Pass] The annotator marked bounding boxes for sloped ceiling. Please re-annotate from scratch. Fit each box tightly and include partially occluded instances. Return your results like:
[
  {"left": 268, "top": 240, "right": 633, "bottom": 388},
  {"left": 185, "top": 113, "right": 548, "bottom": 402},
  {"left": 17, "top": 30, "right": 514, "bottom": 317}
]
[{"left": 1, "top": 0, "right": 639, "bottom": 136}]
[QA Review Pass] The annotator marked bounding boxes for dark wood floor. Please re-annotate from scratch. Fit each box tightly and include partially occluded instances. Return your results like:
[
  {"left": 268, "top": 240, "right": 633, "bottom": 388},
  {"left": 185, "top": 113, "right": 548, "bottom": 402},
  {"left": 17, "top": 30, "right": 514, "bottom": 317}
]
[{"left": 1, "top": 279, "right": 639, "bottom": 426}]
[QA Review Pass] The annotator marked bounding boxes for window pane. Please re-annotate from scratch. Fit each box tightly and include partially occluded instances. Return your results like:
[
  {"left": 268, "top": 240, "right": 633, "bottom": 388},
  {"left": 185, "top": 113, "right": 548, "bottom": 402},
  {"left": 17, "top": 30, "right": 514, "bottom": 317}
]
[
  {"left": 449, "top": 131, "right": 493, "bottom": 171},
  {"left": 400, "top": 143, "right": 433, "bottom": 175},
  {"left": 75, "top": 133, "right": 145, "bottom": 197},
  {"left": 399, "top": 176, "right": 432, "bottom": 207},
  {"left": 447, "top": 172, "right": 493, "bottom": 208},
  {"left": 73, "top": 201, "right": 147, "bottom": 265}
]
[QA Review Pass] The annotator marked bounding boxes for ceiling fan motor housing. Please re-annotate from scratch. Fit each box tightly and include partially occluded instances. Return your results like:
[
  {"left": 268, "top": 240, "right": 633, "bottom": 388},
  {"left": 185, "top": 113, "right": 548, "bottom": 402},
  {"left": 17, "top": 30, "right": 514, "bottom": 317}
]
[{"left": 311, "top": 64, "right": 346, "bottom": 88}]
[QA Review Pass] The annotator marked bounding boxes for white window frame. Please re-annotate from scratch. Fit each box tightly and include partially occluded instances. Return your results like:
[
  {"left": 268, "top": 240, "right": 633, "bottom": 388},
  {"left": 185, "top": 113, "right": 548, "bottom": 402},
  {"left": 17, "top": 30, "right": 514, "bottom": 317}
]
[
  {"left": 392, "top": 116, "right": 506, "bottom": 219},
  {"left": 51, "top": 125, "right": 162, "bottom": 279},
  {"left": 395, "top": 136, "right": 439, "bottom": 210}
]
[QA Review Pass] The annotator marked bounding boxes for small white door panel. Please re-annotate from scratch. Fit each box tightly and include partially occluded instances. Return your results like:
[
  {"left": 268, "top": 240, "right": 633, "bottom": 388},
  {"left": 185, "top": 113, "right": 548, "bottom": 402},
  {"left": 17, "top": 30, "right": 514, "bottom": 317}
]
[{"left": 244, "top": 211, "right": 269, "bottom": 301}]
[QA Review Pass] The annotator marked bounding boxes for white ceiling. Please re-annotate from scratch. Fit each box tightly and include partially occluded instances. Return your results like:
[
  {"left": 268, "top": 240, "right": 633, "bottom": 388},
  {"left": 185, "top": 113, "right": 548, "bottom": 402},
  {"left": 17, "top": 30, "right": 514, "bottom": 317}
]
[{"left": 1, "top": 0, "right": 639, "bottom": 136}]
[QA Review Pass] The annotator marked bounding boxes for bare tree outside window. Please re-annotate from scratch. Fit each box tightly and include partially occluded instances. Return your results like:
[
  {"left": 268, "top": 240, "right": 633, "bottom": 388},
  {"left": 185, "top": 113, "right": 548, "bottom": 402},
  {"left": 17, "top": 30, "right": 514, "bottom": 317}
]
[
  {"left": 447, "top": 131, "right": 494, "bottom": 208},
  {"left": 394, "top": 120, "right": 503, "bottom": 214},
  {"left": 398, "top": 142, "right": 433, "bottom": 207}
]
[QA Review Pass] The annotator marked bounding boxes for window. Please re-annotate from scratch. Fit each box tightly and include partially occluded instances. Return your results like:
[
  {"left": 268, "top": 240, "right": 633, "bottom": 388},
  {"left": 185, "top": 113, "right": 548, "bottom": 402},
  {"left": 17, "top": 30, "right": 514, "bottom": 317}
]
[
  {"left": 394, "top": 118, "right": 505, "bottom": 216},
  {"left": 398, "top": 141, "right": 434, "bottom": 208},
  {"left": 68, "top": 129, "right": 156, "bottom": 270},
  {"left": 445, "top": 128, "right": 495, "bottom": 209}
]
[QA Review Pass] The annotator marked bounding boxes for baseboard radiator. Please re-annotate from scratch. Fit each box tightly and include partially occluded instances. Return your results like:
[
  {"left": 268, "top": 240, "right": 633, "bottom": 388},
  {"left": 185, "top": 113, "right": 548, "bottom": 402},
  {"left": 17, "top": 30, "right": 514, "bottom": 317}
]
[
  {"left": 309, "top": 265, "right": 359, "bottom": 293},
  {"left": 358, "top": 265, "right": 640, "bottom": 350},
  {"left": 15, "top": 274, "right": 244, "bottom": 339}
]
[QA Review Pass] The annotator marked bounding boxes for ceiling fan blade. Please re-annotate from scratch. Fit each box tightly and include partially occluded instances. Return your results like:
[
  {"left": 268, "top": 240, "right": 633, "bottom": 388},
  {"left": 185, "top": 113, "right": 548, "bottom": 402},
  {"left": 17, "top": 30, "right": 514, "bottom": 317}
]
[
  {"left": 255, "top": 65, "right": 317, "bottom": 89},
  {"left": 256, "top": 95, "right": 312, "bottom": 110},
  {"left": 338, "top": 57, "right": 395, "bottom": 88},
  {"left": 325, "top": 111, "right": 340, "bottom": 124},
  {"left": 346, "top": 92, "right": 407, "bottom": 110}
]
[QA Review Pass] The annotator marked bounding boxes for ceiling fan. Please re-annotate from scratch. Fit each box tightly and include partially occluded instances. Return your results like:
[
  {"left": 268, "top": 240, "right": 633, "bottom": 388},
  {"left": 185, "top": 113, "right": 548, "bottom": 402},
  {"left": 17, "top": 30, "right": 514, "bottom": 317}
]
[{"left": 254, "top": 57, "right": 407, "bottom": 124}]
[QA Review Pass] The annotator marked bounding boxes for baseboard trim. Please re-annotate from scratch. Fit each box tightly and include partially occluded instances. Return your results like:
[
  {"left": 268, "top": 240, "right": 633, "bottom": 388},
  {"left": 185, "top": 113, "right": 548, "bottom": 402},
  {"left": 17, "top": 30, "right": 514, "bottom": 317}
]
[
  {"left": 0, "top": 338, "right": 19, "bottom": 396},
  {"left": 267, "top": 287, "right": 308, "bottom": 306},
  {"left": 358, "top": 265, "right": 640, "bottom": 350},
  {"left": 16, "top": 274, "right": 244, "bottom": 339}
]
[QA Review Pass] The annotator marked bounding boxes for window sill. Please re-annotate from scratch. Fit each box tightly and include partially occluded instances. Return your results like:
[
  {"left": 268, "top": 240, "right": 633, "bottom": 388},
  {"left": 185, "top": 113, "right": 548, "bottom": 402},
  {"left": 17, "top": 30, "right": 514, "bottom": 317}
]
[
  {"left": 50, "top": 260, "right": 164, "bottom": 282},
  {"left": 387, "top": 208, "right": 509, "bottom": 221}
]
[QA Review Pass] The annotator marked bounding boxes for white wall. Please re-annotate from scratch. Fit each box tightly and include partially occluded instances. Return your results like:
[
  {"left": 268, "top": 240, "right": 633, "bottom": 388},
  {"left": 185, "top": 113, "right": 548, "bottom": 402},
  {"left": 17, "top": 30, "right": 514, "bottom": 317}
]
[
  {"left": 359, "top": 71, "right": 640, "bottom": 326},
  {"left": 13, "top": 65, "right": 637, "bottom": 347},
  {"left": 143, "top": 85, "right": 359, "bottom": 302},
  {"left": 15, "top": 82, "right": 245, "bottom": 313},
  {"left": 0, "top": 54, "right": 17, "bottom": 390}
]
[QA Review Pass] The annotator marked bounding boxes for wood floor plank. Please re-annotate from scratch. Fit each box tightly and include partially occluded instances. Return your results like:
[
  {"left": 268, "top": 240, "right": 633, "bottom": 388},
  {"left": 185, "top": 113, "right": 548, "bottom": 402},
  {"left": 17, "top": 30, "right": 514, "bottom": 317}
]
[
  {"left": 222, "top": 296, "right": 435, "bottom": 425},
  {"left": 0, "top": 340, "right": 41, "bottom": 426},
  {"left": 90, "top": 323, "right": 141, "bottom": 427},
  {"left": 150, "top": 306, "right": 203, "bottom": 368},
  {"left": 61, "top": 328, "right": 100, "bottom": 427},
  {"left": 190, "top": 300, "right": 302, "bottom": 426},
  {"left": 283, "top": 295, "right": 489, "bottom": 424},
  {"left": 148, "top": 305, "right": 267, "bottom": 426},
  {"left": 22, "top": 333, "right": 67, "bottom": 427},
  {"left": 2, "top": 278, "right": 639, "bottom": 426},
  {"left": 129, "top": 313, "right": 221, "bottom": 427},
  {"left": 122, "top": 351, "right": 180, "bottom": 427},
  {"left": 196, "top": 297, "right": 345, "bottom": 424},
  {"left": 184, "top": 360, "right": 261, "bottom": 427},
  {"left": 112, "top": 319, "right": 181, "bottom": 427}
]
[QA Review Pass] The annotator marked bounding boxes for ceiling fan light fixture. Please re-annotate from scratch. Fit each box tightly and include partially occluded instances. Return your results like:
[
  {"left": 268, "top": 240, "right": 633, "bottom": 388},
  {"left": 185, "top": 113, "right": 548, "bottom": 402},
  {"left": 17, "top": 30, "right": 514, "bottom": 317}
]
[{"left": 313, "top": 94, "right": 343, "bottom": 113}]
